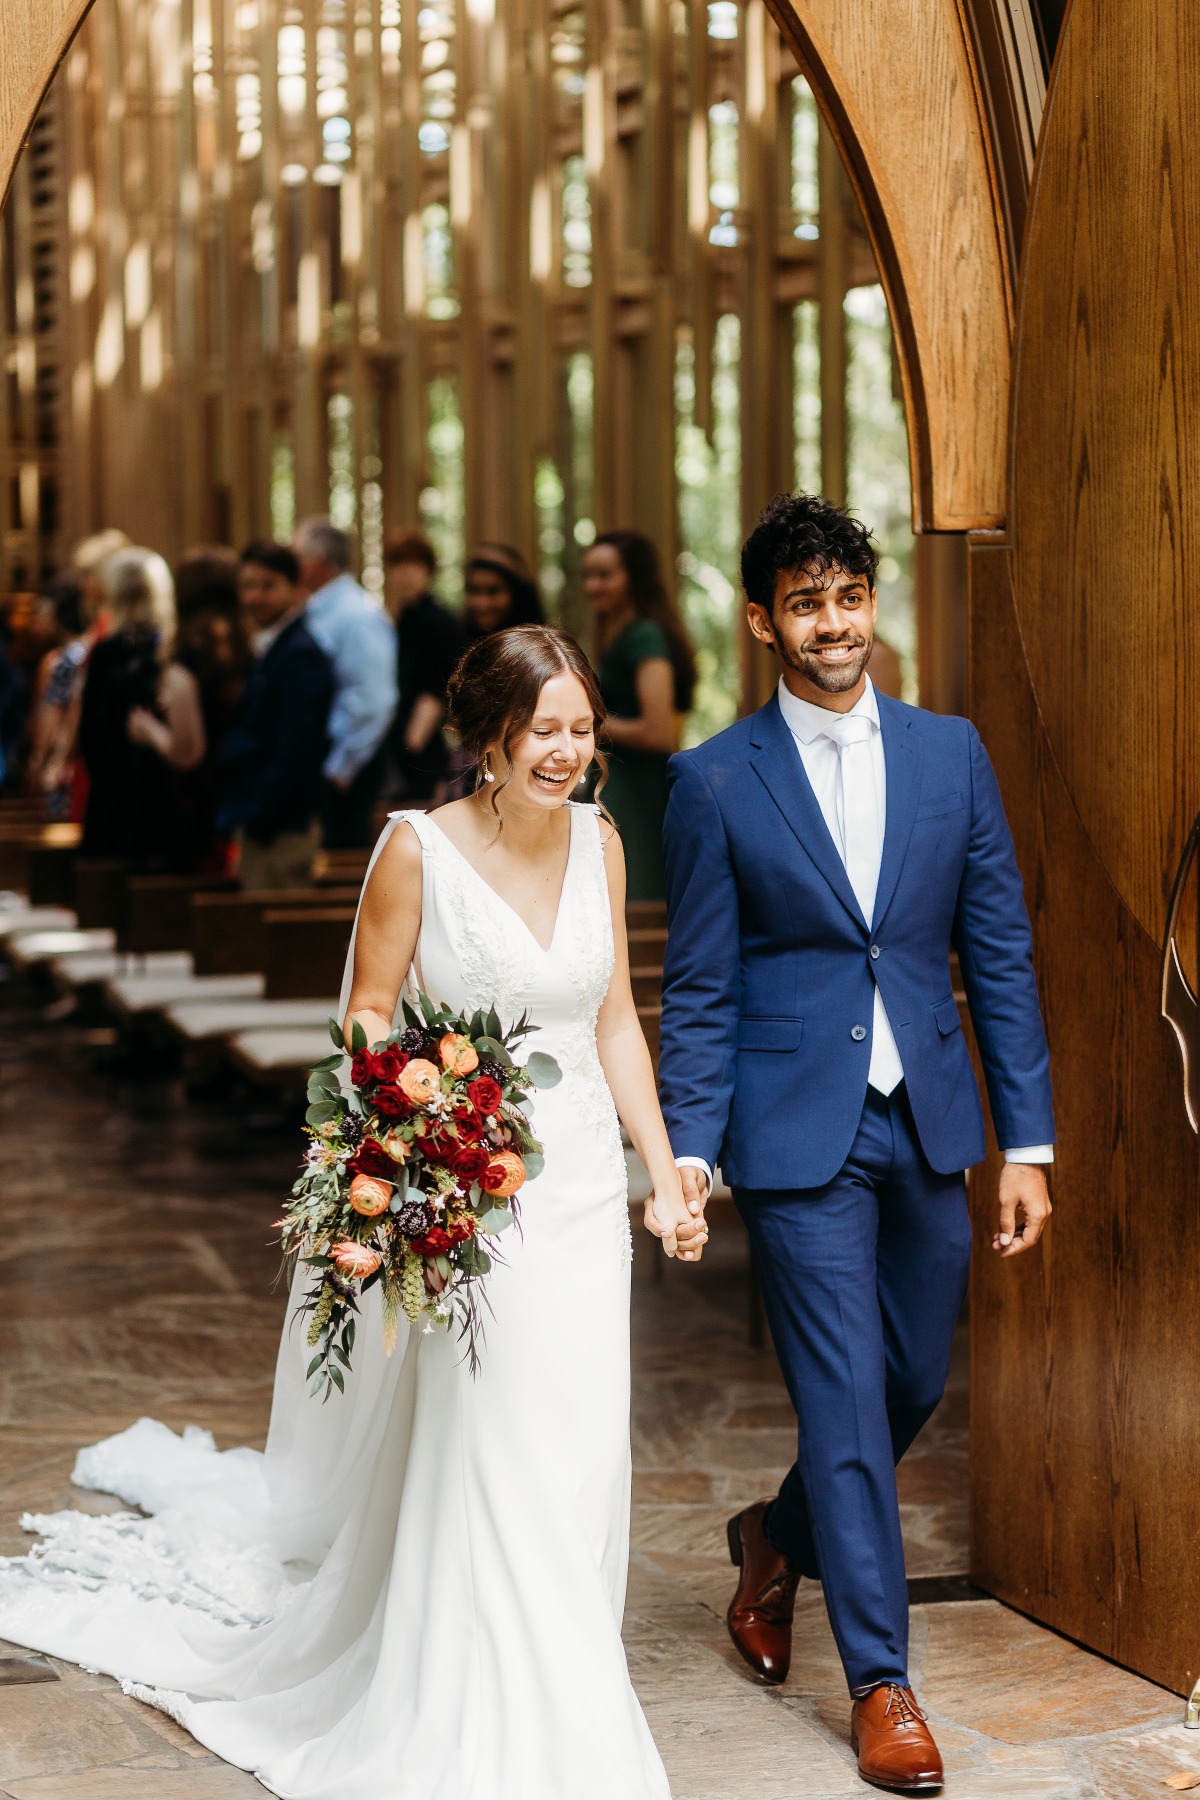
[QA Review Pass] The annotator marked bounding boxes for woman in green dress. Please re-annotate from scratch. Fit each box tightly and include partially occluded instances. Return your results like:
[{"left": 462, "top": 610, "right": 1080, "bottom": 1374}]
[{"left": 584, "top": 531, "right": 697, "bottom": 901}]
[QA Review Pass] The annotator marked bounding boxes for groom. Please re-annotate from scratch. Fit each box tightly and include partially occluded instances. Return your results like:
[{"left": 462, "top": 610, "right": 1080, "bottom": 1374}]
[{"left": 658, "top": 493, "right": 1054, "bottom": 1793}]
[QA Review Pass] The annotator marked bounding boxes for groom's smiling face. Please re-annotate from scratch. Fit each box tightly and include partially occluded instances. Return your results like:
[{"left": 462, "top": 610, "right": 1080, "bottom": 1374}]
[{"left": 747, "top": 563, "right": 877, "bottom": 705}]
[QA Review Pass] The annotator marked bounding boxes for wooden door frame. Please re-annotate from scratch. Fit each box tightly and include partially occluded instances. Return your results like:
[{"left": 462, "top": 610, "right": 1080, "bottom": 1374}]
[{"left": 764, "top": 0, "right": 1018, "bottom": 533}]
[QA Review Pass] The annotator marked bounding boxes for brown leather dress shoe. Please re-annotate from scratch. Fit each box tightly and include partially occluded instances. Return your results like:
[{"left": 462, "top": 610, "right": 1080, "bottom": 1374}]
[
  {"left": 850, "top": 1684, "right": 944, "bottom": 1792},
  {"left": 725, "top": 1501, "right": 801, "bottom": 1684}
]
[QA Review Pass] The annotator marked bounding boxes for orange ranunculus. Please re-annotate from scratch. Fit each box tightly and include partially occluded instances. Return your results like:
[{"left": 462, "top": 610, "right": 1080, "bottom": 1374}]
[
  {"left": 438, "top": 1032, "right": 480, "bottom": 1076},
  {"left": 399, "top": 1058, "right": 442, "bottom": 1105},
  {"left": 330, "top": 1240, "right": 383, "bottom": 1280},
  {"left": 348, "top": 1173, "right": 393, "bottom": 1217},
  {"left": 481, "top": 1150, "right": 526, "bottom": 1198},
  {"left": 380, "top": 1129, "right": 411, "bottom": 1164}
]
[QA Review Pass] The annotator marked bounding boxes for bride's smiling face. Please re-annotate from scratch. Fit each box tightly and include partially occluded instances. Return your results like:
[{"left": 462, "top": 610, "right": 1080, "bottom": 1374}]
[{"left": 493, "top": 670, "right": 596, "bottom": 810}]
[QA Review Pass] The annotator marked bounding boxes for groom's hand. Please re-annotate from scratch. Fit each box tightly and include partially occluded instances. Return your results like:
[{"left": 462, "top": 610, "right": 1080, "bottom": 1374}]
[
  {"left": 679, "top": 1165, "right": 709, "bottom": 1219},
  {"left": 993, "top": 1163, "right": 1052, "bottom": 1257}
]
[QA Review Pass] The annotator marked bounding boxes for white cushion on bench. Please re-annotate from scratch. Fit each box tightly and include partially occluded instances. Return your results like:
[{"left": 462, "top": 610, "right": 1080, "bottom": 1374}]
[
  {"left": 105, "top": 970, "right": 264, "bottom": 1016},
  {"left": 0, "top": 905, "right": 77, "bottom": 942},
  {"left": 8, "top": 928, "right": 115, "bottom": 967},
  {"left": 50, "top": 949, "right": 193, "bottom": 988},
  {"left": 165, "top": 998, "right": 339, "bottom": 1042},
  {"left": 229, "top": 1027, "right": 332, "bottom": 1077}
]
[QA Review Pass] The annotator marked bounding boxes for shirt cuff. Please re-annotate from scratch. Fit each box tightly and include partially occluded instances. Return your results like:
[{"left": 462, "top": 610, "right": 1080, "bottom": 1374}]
[
  {"left": 674, "top": 1155, "right": 713, "bottom": 1194},
  {"left": 1003, "top": 1145, "right": 1055, "bottom": 1164}
]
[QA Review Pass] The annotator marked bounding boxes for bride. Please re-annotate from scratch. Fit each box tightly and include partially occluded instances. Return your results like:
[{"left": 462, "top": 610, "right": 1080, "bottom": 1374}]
[{"left": 0, "top": 623, "right": 707, "bottom": 1798}]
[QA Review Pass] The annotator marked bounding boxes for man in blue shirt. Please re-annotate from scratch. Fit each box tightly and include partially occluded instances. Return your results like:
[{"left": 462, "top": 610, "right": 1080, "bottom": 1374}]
[{"left": 295, "top": 517, "right": 397, "bottom": 849}]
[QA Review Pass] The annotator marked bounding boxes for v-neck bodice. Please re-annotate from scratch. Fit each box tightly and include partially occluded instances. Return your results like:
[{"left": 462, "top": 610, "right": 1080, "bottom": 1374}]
[{"left": 417, "top": 809, "right": 576, "bottom": 957}]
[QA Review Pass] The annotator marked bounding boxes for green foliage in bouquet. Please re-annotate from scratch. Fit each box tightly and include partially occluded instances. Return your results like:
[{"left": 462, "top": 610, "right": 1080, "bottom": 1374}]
[{"left": 278, "top": 991, "right": 561, "bottom": 1396}]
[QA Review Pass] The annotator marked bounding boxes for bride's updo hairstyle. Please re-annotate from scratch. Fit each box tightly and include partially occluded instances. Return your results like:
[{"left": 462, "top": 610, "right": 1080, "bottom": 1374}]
[{"left": 447, "top": 624, "right": 610, "bottom": 820}]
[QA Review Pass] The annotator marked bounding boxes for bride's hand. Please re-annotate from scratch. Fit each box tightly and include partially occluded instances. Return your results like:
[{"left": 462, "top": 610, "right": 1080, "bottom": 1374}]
[{"left": 644, "top": 1183, "right": 709, "bottom": 1262}]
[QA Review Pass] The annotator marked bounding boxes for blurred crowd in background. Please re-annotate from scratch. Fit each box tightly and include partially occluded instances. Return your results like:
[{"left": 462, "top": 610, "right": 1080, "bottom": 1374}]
[{"left": 0, "top": 520, "right": 745, "bottom": 902}]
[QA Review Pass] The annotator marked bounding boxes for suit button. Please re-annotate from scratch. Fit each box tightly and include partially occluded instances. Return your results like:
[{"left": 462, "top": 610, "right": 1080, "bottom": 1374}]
[
  {"left": 870, "top": 945, "right": 880, "bottom": 960},
  {"left": 851, "top": 1025, "right": 867, "bottom": 1042}
]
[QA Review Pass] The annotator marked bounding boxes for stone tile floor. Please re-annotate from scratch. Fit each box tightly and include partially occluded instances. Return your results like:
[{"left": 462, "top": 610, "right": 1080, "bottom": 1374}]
[{"left": 0, "top": 980, "right": 1193, "bottom": 1798}]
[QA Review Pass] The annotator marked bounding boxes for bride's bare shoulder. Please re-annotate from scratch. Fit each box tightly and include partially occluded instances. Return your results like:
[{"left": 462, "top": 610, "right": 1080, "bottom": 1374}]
[{"left": 363, "top": 818, "right": 423, "bottom": 900}]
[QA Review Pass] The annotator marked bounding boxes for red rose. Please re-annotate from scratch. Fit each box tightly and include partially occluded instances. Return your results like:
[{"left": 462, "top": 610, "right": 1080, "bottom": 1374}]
[
  {"left": 452, "top": 1144, "right": 490, "bottom": 1182},
  {"left": 422, "top": 1127, "right": 458, "bottom": 1165},
  {"left": 350, "top": 1049, "right": 380, "bottom": 1089},
  {"left": 412, "top": 1226, "right": 452, "bottom": 1255},
  {"left": 374, "top": 1084, "right": 410, "bottom": 1121},
  {"left": 451, "top": 1100, "right": 484, "bottom": 1138},
  {"left": 468, "top": 1076, "right": 503, "bottom": 1116},
  {"left": 348, "top": 1138, "right": 394, "bottom": 1179},
  {"left": 375, "top": 1046, "right": 409, "bottom": 1085}
]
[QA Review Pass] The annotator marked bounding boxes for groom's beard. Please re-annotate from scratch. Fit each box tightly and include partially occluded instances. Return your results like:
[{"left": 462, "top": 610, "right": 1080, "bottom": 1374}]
[{"left": 777, "top": 629, "right": 873, "bottom": 695}]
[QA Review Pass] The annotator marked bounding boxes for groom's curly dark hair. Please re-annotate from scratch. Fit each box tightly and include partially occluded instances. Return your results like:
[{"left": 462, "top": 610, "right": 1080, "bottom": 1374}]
[{"left": 741, "top": 492, "right": 878, "bottom": 614}]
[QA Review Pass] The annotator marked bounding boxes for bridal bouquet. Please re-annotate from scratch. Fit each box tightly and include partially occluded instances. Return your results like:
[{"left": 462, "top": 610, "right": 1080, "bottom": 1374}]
[{"left": 279, "top": 994, "right": 561, "bottom": 1395}]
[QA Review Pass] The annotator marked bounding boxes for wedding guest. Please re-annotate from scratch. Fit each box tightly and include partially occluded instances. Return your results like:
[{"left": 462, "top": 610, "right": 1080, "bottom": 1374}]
[
  {"left": 460, "top": 543, "right": 545, "bottom": 646},
  {"left": 217, "top": 541, "right": 333, "bottom": 891},
  {"left": 27, "top": 573, "right": 89, "bottom": 819},
  {"left": 70, "top": 527, "right": 130, "bottom": 636},
  {"left": 174, "top": 546, "right": 253, "bottom": 869},
  {"left": 294, "top": 517, "right": 397, "bottom": 850},
  {"left": 584, "top": 529, "right": 697, "bottom": 902},
  {"left": 383, "top": 529, "right": 458, "bottom": 803},
  {"left": 441, "top": 544, "right": 546, "bottom": 798},
  {"left": 78, "top": 548, "right": 206, "bottom": 868}
]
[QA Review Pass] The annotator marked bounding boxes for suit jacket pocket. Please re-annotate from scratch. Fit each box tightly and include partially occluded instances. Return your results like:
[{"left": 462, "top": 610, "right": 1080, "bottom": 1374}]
[
  {"left": 915, "top": 790, "right": 964, "bottom": 821},
  {"left": 933, "top": 997, "right": 962, "bottom": 1037},
  {"left": 737, "top": 1017, "right": 804, "bottom": 1052}
]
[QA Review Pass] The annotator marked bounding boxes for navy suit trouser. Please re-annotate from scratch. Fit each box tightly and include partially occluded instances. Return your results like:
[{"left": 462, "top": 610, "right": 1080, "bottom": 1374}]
[{"left": 733, "top": 1084, "right": 971, "bottom": 1693}]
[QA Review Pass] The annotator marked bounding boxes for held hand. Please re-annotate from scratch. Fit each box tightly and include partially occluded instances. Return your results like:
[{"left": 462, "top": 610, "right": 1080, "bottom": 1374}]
[
  {"left": 993, "top": 1163, "right": 1052, "bottom": 1257},
  {"left": 678, "top": 1163, "right": 709, "bottom": 1221},
  {"left": 644, "top": 1179, "right": 709, "bottom": 1262}
]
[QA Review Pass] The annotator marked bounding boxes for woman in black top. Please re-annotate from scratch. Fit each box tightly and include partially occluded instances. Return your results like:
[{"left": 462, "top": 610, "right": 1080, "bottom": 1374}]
[
  {"left": 79, "top": 549, "right": 206, "bottom": 868},
  {"left": 383, "top": 530, "right": 459, "bottom": 801},
  {"left": 459, "top": 543, "right": 545, "bottom": 645}
]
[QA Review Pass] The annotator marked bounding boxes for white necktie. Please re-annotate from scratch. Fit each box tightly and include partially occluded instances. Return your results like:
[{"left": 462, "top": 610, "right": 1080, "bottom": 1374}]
[{"left": 825, "top": 714, "right": 904, "bottom": 1095}]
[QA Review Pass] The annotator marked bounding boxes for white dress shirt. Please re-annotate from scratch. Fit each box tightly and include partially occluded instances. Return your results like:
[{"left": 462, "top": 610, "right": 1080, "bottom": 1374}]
[{"left": 674, "top": 675, "right": 1052, "bottom": 1194}]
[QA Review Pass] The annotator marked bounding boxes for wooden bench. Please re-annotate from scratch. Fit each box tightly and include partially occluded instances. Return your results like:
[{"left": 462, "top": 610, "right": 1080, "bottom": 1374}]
[
  {"left": 124, "top": 874, "right": 236, "bottom": 955},
  {"left": 263, "top": 908, "right": 355, "bottom": 1000},
  {"left": 0, "top": 822, "right": 81, "bottom": 893},
  {"left": 191, "top": 887, "right": 359, "bottom": 977}
]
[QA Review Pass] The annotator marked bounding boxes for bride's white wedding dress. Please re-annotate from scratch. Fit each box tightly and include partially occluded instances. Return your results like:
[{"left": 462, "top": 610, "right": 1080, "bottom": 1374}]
[{"left": 0, "top": 804, "right": 672, "bottom": 1800}]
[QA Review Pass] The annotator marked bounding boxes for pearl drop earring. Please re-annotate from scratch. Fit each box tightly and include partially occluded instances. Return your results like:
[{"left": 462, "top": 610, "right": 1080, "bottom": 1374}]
[{"left": 482, "top": 755, "right": 495, "bottom": 784}]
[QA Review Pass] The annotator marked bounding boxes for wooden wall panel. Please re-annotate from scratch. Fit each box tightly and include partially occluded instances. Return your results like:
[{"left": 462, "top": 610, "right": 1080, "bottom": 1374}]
[
  {"left": 767, "top": 0, "right": 1013, "bottom": 531},
  {"left": 1010, "top": 0, "right": 1200, "bottom": 953},
  {"left": 970, "top": 539, "right": 1200, "bottom": 1696},
  {"left": 0, "top": 1, "right": 91, "bottom": 212}
]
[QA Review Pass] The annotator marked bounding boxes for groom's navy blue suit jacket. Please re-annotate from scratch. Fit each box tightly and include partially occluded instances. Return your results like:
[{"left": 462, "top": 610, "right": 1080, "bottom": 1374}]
[{"left": 658, "top": 690, "right": 1055, "bottom": 1190}]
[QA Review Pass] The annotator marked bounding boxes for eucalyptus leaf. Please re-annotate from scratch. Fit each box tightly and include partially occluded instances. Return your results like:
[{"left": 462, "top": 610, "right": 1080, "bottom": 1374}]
[
  {"left": 475, "top": 1206, "right": 515, "bottom": 1235},
  {"left": 349, "top": 1018, "right": 367, "bottom": 1054},
  {"left": 306, "top": 1353, "right": 324, "bottom": 1379},
  {"left": 525, "top": 1051, "right": 562, "bottom": 1089},
  {"left": 475, "top": 1038, "right": 513, "bottom": 1066},
  {"left": 311, "top": 1051, "right": 344, "bottom": 1074},
  {"left": 522, "top": 1150, "right": 545, "bottom": 1181},
  {"left": 306, "top": 1101, "right": 341, "bottom": 1126},
  {"left": 330, "top": 1364, "right": 345, "bottom": 1393},
  {"left": 328, "top": 1018, "right": 344, "bottom": 1049}
]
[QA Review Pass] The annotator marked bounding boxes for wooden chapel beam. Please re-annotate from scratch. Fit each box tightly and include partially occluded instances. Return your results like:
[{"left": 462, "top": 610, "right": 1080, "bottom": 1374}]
[{"left": 763, "top": 0, "right": 1013, "bottom": 531}]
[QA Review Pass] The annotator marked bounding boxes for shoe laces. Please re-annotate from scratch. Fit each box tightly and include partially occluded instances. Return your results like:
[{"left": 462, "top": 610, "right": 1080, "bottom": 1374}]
[{"left": 883, "top": 1686, "right": 926, "bottom": 1727}]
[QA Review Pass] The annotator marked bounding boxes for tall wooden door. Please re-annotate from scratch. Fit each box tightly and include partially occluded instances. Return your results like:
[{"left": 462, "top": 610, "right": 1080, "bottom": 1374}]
[{"left": 968, "top": 0, "right": 1200, "bottom": 1694}]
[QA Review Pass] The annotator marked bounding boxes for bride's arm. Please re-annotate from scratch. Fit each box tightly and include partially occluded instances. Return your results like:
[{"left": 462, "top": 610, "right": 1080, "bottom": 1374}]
[
  {"left": 594, "top": 825, "right": 708, "bottom": 1262},
  {"left": 343, "top": 823, "right": 424, "bottom": 1045}
]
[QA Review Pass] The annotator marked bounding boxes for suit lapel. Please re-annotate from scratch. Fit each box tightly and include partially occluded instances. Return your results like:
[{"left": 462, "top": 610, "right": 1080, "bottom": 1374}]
[
  {"left": 873, "top": 695, "right": 921, "bottom": 929},
  {"left": 748, "top": 694, "right": 867, "bottom": 932}
]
